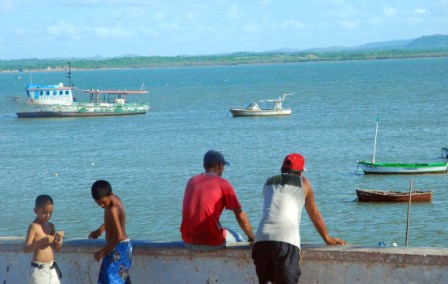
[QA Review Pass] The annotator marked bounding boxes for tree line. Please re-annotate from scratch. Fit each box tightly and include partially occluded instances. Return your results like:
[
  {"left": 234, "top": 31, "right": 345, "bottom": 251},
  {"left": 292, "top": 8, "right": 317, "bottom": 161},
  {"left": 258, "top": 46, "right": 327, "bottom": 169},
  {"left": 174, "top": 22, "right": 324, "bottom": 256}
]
[{"left": 1, "top": 48, "right": 448, "bottom": 72}]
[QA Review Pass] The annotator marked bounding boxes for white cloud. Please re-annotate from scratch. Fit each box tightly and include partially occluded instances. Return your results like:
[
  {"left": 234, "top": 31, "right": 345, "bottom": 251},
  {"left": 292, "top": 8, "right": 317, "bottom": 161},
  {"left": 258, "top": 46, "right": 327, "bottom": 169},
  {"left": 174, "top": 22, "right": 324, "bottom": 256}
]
[
  {"left": 414, "top": 8, "right": 426, "bottom": 15},
  {"left": 257, "top": 0, "right": 272, "bottom": 5},
  {"left": 227, "top": 5, "right": 242, "bottom": 20},
  {"left": 383, "top": 7, "right": 396, "bottom": 17},
  {"left": 243, "top": 22, "right": 261, "bottom": 33},
  {"left": 46, "top": 21, "right": 80, "bottom": 38},
  {"left": 153, "top": 11, "right": 166, "bottom": 20},
  {"left": 90, "top": 26, "right": 132, "bottom": 38},
  {"left": 0, "top": 0, "right": 16, "bottom": 14},
  {"left": 340, "top": 20, "right": 359, "bottom": 29},
  {"left": 281, "top": 20, "right": 305, "bottom": 30}
]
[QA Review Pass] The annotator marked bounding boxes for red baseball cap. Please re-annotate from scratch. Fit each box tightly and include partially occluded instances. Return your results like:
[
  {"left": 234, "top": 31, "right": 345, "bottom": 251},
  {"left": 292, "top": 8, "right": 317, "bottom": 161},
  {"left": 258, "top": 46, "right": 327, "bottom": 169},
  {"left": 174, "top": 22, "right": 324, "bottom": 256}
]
[{"left": 282, "top": 153, "right": 306, "bottom": 171}]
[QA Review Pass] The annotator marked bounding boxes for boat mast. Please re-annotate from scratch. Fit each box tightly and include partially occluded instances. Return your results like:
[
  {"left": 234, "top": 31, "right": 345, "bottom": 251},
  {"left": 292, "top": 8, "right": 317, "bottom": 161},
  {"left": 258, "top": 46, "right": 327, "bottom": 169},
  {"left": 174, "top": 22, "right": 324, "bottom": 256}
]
[
  {"left": 66, "top": 62, "right": 72, "bottom": 87},
  {"left": 372, "top": 115, "right": 379, "bottom": 163}
]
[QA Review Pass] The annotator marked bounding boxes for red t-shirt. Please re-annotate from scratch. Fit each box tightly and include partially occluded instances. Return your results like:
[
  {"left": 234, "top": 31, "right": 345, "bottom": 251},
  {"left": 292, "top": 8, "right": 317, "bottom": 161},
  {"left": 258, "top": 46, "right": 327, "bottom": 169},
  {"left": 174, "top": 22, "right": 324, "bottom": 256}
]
[{"left": 180, "top": 173, "right": 242, "bottom": 245}]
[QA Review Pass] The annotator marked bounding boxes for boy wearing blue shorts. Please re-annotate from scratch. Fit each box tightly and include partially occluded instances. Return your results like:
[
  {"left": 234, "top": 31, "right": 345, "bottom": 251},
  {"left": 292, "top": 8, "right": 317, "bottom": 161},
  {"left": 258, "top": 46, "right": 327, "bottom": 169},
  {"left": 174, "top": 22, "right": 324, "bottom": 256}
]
[{"left": 89, "top": 180, "right": 132, "bottom": 284}]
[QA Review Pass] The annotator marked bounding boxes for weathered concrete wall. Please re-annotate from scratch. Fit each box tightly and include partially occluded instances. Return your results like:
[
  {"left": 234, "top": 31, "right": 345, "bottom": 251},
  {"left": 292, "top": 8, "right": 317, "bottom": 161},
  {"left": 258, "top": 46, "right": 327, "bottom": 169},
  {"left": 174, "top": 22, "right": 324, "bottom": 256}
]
[{"left": 1, "top": 237, "right": 447, "bottom": 284}]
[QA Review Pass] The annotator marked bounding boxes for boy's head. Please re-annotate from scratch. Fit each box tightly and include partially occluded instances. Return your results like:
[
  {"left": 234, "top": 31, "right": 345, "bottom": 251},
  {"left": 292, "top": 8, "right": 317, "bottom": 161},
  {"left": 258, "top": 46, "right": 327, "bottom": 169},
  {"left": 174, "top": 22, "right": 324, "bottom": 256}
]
[
  {"left": 91, "top": 180, "right": 113, "bottom": 208},
  {"left": 35, "top": 194, "right": 54, "bottom": 208},
  {"left": 34, "top": 195, "right": 54, "bottom": 223}
]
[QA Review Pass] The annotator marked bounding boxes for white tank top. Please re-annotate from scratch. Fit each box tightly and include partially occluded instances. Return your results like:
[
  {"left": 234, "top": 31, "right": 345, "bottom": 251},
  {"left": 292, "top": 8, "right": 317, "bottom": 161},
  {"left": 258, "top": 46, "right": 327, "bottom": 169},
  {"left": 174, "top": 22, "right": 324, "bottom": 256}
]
[{"left": 254, "top": 174, "right": 305, "bottom": 248}]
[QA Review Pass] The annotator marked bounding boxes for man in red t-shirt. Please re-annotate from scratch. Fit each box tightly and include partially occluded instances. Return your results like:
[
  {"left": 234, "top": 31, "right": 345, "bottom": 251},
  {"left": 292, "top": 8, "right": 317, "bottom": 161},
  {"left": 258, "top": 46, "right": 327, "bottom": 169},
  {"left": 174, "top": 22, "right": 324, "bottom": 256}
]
[{"left": 180, "top": 150, "right": 254, "bottom": 249}]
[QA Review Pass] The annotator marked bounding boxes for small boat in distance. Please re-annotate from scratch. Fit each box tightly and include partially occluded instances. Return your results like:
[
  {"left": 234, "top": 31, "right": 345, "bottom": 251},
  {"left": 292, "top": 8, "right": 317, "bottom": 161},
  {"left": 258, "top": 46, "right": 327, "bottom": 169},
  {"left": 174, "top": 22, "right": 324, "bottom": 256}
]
[
  {"left": 357, "top": 161, "right": 448, "bottom": 174},
  {"left": 13, "top": 63, "right": 149, "bottom": 118},
  {"left": 357, "top": 115, "right": 448, "bottom": 174},
  {"left": 356, "top": 188, "right": 432, "bottom": 202},
  {"left": 229, "top": 94, "right": 292, "bottom": 117}
]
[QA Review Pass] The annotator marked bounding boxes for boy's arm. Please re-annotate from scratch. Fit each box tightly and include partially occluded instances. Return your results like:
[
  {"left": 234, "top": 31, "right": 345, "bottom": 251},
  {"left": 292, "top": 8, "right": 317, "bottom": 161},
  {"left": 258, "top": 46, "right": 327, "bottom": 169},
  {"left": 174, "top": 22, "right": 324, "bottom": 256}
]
[
  {"left": 89, "top": 224, "right": 105, "bottom": 239},
  {"left": 94, "top": 207, "right": 124, "bottom": 260},
  {"left": 52, "top": 224, "right": 64, "bottom": 252},
  {"left": 23, "top": 224, "right": 36, "bottom": 253}
]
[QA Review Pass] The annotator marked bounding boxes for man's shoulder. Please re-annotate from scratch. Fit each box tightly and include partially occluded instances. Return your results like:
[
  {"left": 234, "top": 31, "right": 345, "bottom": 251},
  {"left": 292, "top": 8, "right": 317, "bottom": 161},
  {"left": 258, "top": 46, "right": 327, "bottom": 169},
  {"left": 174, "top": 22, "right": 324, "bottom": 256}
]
[
  {"left": 265, "top": 174, "right": 302, "bottom": 187},
  {"left": 192, "top": 173, "right": 231, "bottom": 183}
]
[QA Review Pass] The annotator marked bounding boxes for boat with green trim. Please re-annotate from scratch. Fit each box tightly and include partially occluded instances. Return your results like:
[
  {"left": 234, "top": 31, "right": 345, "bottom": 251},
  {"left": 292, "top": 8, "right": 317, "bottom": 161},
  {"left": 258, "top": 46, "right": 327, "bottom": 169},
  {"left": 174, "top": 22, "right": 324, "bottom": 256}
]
[
  {"left": 357, "top": 115, "right": 448, "bottom": 174},
  {"left": 357, "top": 161, "right": 448, "bottom": 174}
]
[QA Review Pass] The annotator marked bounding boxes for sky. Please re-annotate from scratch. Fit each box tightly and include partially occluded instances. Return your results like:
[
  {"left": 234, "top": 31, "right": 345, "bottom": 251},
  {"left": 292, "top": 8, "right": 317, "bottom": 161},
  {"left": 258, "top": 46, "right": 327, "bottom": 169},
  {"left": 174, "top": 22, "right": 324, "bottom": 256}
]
[{"left": 0, "top": 0, "right": 447, "bottom": 59}]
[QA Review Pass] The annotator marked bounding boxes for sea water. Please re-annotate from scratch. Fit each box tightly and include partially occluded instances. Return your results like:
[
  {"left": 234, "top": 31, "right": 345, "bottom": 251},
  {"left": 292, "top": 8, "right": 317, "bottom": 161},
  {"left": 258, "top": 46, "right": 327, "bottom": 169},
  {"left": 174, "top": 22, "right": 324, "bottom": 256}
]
[{"left": 0, "top": 58, "right": 447, "bottom": 247}]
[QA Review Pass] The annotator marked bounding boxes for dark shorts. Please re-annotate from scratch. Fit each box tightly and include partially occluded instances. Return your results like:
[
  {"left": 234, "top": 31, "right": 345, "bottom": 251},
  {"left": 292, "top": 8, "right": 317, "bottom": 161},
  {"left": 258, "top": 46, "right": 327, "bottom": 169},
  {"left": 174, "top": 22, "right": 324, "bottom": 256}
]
[{"left": 252, "top": 241, "right": 301, "bottom": 284}]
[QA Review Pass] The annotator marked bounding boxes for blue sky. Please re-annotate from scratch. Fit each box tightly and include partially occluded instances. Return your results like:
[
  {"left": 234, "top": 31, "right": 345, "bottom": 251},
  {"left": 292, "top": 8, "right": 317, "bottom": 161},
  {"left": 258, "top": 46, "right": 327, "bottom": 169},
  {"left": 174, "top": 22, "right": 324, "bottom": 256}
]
[{"left": 0, "top": 0, "right": 447, "bottom": 59}]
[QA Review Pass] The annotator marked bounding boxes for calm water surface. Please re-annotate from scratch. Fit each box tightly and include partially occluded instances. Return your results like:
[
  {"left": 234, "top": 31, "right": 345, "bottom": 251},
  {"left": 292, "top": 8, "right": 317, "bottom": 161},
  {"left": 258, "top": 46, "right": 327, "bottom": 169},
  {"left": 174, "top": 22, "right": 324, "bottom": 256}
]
[{"left": 1, "top": 58, "right": 447, "bottom": 247}]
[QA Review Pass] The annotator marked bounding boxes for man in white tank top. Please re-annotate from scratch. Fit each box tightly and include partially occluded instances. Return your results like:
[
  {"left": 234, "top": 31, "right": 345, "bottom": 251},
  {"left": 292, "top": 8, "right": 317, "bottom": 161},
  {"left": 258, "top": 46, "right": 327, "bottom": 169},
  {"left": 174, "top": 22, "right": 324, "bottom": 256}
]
[{"left": 252, "top": 153, "right": 346, "bottom": 284}]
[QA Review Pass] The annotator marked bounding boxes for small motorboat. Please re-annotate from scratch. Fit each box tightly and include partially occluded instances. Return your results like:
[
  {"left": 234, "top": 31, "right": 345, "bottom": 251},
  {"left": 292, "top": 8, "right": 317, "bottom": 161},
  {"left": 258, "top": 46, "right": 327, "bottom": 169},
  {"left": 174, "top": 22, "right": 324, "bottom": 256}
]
[{"left": 229, "top": 94, "right": 292, "bottom": 117}]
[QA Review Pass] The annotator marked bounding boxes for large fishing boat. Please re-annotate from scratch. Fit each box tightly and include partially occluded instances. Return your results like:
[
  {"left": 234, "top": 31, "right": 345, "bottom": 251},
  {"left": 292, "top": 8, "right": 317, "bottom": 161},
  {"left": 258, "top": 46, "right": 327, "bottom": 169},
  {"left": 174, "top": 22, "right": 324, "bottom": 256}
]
[
  {"left": 229, "top": 94, "right": 292, "bottom": 117},
  {"left": 13, "top": 64, "right": 149, "bottom": 118}
]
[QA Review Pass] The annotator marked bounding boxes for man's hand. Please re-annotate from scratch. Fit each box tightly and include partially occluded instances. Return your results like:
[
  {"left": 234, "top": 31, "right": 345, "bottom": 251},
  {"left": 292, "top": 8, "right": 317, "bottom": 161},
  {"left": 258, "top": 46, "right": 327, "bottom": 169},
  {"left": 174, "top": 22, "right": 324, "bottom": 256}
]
[{"left": 325, "top": 237, "right": 347, "bottom": 245}]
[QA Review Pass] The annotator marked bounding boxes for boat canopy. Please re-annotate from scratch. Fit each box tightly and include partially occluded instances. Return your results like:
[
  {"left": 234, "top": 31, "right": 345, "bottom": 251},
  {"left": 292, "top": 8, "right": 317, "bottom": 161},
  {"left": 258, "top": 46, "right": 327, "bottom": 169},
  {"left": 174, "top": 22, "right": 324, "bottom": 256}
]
[
  {"left": 82, "top": 89, "right": 148, "bottom": 95},
  {"left": 246, "top": 103, "right": 261, "bottom": 111}
]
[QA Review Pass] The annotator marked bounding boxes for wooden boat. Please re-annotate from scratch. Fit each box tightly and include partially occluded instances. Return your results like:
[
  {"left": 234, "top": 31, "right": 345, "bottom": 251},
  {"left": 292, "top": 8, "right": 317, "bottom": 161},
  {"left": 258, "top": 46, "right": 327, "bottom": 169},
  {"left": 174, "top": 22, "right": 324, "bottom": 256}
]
[
  {"left": 229, "top": 94, "right": 292, "bottom": 117},
  {"left": 13, "top": 63, "right": 149, "bottom": 118},
  {"left": 356, "top": 188, "right": 432, "bottom": 202},
  {"left": 357, "top": 161, "right": 448, "bottom": 174},
  {"left": 357, "top": 116, "right": 447, "bottom": 174}
]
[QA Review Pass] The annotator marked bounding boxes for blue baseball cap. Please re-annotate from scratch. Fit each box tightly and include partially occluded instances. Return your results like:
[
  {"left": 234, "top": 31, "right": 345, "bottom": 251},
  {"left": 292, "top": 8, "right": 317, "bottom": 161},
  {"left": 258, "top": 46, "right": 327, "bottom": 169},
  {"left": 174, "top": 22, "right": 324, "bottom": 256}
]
[{"left": 203, "top": 150, "right": 230, "bottom": 166}]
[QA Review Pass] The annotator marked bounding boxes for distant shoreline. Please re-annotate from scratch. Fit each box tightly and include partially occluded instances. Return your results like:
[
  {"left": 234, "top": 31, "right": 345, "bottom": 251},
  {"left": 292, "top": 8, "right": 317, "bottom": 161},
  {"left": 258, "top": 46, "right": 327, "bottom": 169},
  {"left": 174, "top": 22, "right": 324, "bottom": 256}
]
[{"left": 1, "top": 49, "right": 448, "bottom": 73}]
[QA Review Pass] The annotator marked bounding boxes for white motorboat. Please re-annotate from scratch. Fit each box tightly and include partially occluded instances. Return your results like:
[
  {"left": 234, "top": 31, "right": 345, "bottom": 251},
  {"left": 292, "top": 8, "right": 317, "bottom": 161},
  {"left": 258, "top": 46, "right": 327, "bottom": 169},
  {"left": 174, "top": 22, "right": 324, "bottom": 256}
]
[{"left": 229, "top": 94, "right": 292, "bottom": 117}]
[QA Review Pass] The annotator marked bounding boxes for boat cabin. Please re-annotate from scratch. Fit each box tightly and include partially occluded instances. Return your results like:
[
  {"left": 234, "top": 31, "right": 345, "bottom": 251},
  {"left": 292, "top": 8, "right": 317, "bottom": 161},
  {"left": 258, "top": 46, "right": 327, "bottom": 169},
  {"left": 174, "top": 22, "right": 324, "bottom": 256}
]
[{"left": 26, "top": 83, "right": 73, "bottom": 105}]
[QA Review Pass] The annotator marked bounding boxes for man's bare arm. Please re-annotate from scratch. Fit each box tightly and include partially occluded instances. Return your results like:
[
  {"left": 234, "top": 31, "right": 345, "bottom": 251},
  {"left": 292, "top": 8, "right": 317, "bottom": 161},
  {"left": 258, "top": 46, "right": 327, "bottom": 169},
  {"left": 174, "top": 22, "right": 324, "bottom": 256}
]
[
  {"left": 303, "top": 177, "right": 346, "bottom": 245},
  {"left": 233, "top": 208, "right": 255, "bottom": 242}
]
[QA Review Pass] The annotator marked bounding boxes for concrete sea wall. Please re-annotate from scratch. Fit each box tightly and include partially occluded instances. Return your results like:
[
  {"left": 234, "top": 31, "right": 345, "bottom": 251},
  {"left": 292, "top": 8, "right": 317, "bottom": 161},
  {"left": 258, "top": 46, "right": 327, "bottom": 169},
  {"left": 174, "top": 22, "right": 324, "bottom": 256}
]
[{"left": 1, "top": 237, "right": 447, "bottom": 283}]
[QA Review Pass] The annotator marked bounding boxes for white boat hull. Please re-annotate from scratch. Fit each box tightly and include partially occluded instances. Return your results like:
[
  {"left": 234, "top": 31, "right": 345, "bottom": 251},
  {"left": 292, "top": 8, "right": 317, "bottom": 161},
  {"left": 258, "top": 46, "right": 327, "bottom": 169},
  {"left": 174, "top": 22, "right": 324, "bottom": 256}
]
[
  {"left": 358, "top": 162, "right": 448, "bottom": 174},
  {"left": 229, "top": 109, "right": 291, "bottom": 117}
]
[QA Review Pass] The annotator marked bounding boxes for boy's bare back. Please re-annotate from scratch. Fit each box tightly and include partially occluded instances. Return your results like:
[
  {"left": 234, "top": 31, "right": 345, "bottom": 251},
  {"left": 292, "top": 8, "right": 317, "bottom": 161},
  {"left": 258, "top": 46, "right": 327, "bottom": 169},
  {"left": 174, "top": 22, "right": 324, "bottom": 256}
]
[{"left": 104, "top": 195, "right": 128, "bottom": 243}]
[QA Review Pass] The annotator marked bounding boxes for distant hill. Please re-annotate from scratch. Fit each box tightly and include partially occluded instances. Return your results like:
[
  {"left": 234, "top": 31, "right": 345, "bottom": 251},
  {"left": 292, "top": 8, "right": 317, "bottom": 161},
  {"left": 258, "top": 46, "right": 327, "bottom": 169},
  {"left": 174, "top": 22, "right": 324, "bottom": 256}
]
[
  {"left": 356, "top": 39, "right": 414, "bottom": 50},
  {"left": 406, "top": 34, "right": 448, "bottom": 49},
  {"left": 273, "top": 34, "right": 448, "bottom": 53},
  {"left": 353, "top": 34, "right": 448, "bottom": 51}
]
